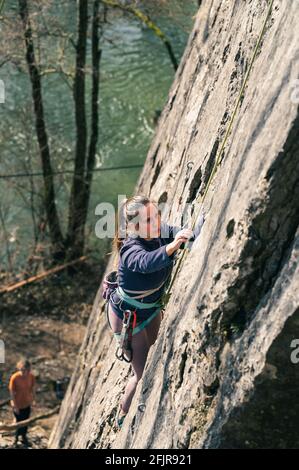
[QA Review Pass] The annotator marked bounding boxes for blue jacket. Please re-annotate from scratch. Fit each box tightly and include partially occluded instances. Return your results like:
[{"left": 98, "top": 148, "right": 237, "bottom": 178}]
[{"left": 109, "top": 214, "right": 205, "bottom": 320}]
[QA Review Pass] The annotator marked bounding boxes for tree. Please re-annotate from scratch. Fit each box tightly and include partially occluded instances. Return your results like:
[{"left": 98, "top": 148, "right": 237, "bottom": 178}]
[
  {"left": 66, "top": 0, "right": 102, "bottom": 260},
  {"left": 1, "top": 0, "right": 178, "bottom": 267},
  {"left": 19, "top": 0, "right": 65, "bottom": 261},
  {"left": 17, "top": 0, "right": 103, "bottom": 263}
]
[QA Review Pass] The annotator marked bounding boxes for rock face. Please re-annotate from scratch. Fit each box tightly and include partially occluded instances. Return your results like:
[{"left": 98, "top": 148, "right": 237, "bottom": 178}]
[{"left": 49, "top": 0, "right": 299, "bottom": 449}]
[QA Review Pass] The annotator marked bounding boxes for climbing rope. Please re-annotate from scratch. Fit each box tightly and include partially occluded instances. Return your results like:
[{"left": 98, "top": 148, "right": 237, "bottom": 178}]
[{"left": 162, "top": 0, "right": 275, "bottom": 307}]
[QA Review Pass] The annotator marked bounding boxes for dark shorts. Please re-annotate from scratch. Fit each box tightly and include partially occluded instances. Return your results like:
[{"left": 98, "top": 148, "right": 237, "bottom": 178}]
[
  {"left": 13, "top": 406, "right": 31, "bottom": 438},
  {"left": 109, "top": 289, "right": 161, "bottom": 322},
  {"left": 106, "top": 299, "right": 161, "bottom": 341}
]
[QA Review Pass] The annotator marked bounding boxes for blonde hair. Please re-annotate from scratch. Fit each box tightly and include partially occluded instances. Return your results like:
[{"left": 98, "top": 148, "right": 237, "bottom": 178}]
[{"left": 17, "top": 358, "right": 31, "bottom": 370}]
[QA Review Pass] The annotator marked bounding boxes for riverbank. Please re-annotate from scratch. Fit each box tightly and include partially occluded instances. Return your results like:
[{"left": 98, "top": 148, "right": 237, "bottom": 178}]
[{"left": 0, "top": 260, "right": 102, "bottom": 449}]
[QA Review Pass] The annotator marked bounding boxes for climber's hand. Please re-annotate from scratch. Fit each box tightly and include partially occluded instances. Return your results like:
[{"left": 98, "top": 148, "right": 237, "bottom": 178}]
[
  {"left": 174, "top": 228, "right": 194, "bottom": 247},
  {"left": 166, "top": 228, "right": 193, "bottom": 256}
]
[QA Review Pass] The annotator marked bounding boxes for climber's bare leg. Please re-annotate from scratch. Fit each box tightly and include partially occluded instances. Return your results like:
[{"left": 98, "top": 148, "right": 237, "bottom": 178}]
[
  {"left": 145, "top": 310, "right": 162, "bottom": 347},
  {"left": 108, "top": 304, "right": 163, "bottom": 414},
  {"left": 121, "top": 328, "right": 150, "bottom": 414},
  {"left": 108, "top": 303, "right": 151, "bottom": 414},
  {"left": 107, "top": 302, "right": 123, "bottom": 334}
]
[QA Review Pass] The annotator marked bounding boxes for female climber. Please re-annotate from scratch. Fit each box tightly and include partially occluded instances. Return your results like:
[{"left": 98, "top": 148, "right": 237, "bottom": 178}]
[{"left": 107, "top": 195, "right": 205, "bottom": 429}]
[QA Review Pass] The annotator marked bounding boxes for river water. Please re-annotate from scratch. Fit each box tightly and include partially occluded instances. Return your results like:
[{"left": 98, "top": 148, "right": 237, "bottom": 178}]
[{"left": 0, "top": 1, "right": 198, "bottom": 270}]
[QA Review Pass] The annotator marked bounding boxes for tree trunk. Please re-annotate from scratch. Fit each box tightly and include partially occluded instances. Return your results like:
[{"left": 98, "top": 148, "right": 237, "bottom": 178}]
[
  {"left": 18, "top": 0, "right": 65, "bottom": 262},
  {"left": 82, "top": 0, "right": 101, "bottom": 234},
  {"left": 66, "top": 0, "right": 89, "bottom": 260}
]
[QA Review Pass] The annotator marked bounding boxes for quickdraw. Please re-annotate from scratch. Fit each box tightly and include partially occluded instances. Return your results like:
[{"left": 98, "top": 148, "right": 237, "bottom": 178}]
[{"left": 115, "top": 309, "right": 137, "bottom": 363}]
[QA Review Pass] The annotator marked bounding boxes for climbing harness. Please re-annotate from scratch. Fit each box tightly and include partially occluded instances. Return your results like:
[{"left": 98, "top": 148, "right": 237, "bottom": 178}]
[
  {"left": 103, "top": 269, "right": 167, "bottom": 362},
  {"left": 112, "top": 286, "right": 164, "bottom": 362},
  {"left": 161, "top": 0, "right": 275, "bottom": 308},
  {"left": 102, "top": 270, "right": 167, "bottom": 302}
]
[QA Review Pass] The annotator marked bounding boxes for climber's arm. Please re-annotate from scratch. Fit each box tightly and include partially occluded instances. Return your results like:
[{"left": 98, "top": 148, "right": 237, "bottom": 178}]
[
  {"left": 160, "top": 221, "right": 186, "bottom": 249},
  {"left": 121, "top": 243, "right": 175, "bottom": 274}
]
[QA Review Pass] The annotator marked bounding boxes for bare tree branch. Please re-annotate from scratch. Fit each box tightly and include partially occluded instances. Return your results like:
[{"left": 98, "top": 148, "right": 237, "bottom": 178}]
[
  {"left": 101, "top": 0, "right": 178, "bottom": 70},
  {"left": 0, "top": 406, "right": 60, "bottom": 432}
]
